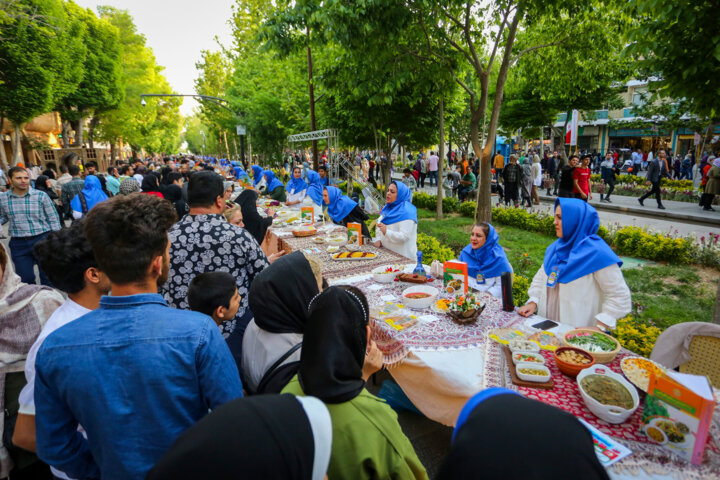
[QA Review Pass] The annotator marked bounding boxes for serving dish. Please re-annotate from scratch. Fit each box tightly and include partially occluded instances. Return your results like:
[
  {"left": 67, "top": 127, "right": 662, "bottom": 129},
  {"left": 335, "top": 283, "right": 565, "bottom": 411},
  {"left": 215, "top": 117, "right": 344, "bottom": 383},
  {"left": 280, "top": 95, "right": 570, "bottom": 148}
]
[
  {"left": 509, "top": 339, "right": 540, "bottom": 354},
  {"left": 564, "top": 328, "right": 620, "bottom": 364},
  {"left": 512, "top": 352, "right": 545, "bottom": 366},
  {"left": 326, "top": 236, "right": 348, "bottom": 247},
  {"left": 372, "top": 265, "right": 402, "bottom": 284},
  {"left": 553, "top": 346, "right": 595, "bottom": 378},
  {"left": 620, "top": 356, "right": 666, "bottom": 393},
  {"left": 331, "top": 251, "right": 377, "bottom": 261},
  {"left": 577, "top": 365, "right": 639, "bottom": 424},
  {"left": 515, "top": 363, "right": 551, "bottom": 383},
  {"left": 402, "top": 285, "right": 439, "bottom": 309}
]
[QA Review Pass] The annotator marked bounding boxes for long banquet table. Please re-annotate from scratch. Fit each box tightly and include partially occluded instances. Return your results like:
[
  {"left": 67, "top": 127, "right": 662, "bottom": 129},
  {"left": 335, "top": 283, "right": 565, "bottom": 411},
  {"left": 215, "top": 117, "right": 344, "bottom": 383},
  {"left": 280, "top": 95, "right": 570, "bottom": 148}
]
[{"left": 263, "top": 221, "right": 720, "bottom": 480}]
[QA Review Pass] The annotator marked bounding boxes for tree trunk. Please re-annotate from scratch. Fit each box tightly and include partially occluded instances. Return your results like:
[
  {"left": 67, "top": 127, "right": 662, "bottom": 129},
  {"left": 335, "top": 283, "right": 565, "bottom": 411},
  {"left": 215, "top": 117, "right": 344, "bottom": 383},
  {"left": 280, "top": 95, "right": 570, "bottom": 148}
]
[
  {"left": 88, "top": 115, "right": 99, "bottom": 149},
  {"left": 436, "top": 97, "right": 445, "bottom": 219},
  {"left": 714, "top": 279, "right": 720, "bottom": 325},
  {"left": 540, "top": 127, "right": 545, "bottom": 157},
  {"left": 61, "top": 120, "right": 71, "bottom": 148},
  {"left": 223, "top": 131, "right": 231, "bottom": 159},
  {"left": 74, "top": 116, "right": 84, "bottom": 146},
  {"left": 110, "top": 143, "right": 117, "bottom": 164},
  {"left": 474, "top": 11, "right": 521, "bottom": 223},
  {"left": 0, "top": 117, "right": 7, "bottom": 171},
  {"left": 549, "top": 123, "right": 555, "bottom": 154},
  {"left": 11, "top": 124, "right": 24, "bottom": 166},
  {"left": 306, "top": 26, "right": 318, "bottom": 170}
]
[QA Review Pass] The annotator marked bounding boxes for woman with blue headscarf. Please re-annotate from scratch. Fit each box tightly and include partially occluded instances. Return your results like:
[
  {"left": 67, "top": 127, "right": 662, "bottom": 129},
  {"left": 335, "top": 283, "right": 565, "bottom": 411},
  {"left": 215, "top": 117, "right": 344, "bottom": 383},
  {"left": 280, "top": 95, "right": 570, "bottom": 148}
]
[
  {"left": 305, "top": 170, "right": 324, "bottom": 207},
  {"left": 458, "top": 223, "right": 512, "bottom": 298},
  {"left": 518, "top": 198, "right": 631, "bottom": 329},
  {"left": 285, "top": 166, "right": 309, "bottom": 206},
  {"left": 262, "top": 170, "right": 287, "bottom": 202},
  {"left": 437, "top": 388, "right": 609, "bottom": 480},
  {"left": 251, "top": 165, "right": 266, "bottom": 190},
  {"left": 322, "top": 186, "right": 370, "bottom": 238},
  {"left": 70, "top": 175, "right": 108, "bottom": 219},
  {"left": 373, "top": 181, "right": 417, "bottom": 259}
]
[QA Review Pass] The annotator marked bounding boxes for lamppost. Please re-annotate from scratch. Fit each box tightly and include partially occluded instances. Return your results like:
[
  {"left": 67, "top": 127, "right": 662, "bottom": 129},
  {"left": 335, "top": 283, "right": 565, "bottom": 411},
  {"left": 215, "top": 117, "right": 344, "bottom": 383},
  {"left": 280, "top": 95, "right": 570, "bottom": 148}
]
[
  {"left": 200, "top": 131, "right": 206, "bottom": 157},
  {"left": 140, "top": 94, "right": 246, "bottom": 162}
]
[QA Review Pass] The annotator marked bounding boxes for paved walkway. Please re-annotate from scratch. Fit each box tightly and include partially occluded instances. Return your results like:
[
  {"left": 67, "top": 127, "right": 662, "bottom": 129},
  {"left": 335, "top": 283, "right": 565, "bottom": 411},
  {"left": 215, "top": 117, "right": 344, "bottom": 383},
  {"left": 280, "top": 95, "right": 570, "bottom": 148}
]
[{"left": 390, "top": 173, "right": 720, "bottom": 228}]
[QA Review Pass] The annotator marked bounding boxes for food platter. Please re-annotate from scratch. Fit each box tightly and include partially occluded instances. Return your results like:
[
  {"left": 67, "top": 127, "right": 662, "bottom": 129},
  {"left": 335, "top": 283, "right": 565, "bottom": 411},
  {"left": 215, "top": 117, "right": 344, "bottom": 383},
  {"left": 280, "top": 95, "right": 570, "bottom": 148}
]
[
  {"left": 331, "top": 251, "right": 377, "bottom": 261},
  {"left": 620, "top": 356, "right": 667, "bottom": 393}
]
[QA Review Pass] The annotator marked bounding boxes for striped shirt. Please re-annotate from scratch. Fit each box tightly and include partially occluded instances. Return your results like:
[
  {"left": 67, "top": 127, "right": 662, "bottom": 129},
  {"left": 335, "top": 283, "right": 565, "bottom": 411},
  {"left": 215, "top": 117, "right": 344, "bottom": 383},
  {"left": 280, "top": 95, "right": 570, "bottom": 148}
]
[{"left": 0, "top": 188, "right": 62, "bottom": 237}]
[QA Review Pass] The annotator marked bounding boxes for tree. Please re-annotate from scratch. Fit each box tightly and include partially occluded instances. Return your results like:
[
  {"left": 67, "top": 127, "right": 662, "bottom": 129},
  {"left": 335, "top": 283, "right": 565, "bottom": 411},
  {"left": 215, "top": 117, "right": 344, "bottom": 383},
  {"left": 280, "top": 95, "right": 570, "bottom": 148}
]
[
  {"left": 0, "top": 0, "right": 84, "bottom": 165},
  {"left": 195, "top": 50, "right": 236, "bottom": 159}
]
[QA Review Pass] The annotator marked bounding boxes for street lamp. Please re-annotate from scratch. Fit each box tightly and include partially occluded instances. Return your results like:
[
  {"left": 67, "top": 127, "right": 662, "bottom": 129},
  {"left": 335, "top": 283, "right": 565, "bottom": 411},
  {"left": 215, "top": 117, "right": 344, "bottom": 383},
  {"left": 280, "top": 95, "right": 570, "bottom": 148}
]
[{"left": 140, "top": 93, "right": 246, "bottom": 162}]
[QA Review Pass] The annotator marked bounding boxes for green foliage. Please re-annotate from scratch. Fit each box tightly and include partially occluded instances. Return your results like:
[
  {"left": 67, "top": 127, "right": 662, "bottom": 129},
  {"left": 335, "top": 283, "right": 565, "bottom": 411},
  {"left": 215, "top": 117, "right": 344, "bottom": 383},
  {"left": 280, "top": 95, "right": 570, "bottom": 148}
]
[
  {"left": 612, "top": 226, "right": 692, "bottom": 264},
  {"left": 610, "top": 316, "right": 661, "bottom": 357},
  {"left": 491, "top": 207, "right": 556, "bottom": 237},
  {"left": 512, "top": 274, "right": 530, "bottom": 306},
  {"left": 441, "top": 196, "right": 458, "bottom": 213},
  {"left": 458, "top": 201, "right": 476, "bottom": 218},
  {"left": 417, "top": 232, "right": 454, "bottom": 264}
]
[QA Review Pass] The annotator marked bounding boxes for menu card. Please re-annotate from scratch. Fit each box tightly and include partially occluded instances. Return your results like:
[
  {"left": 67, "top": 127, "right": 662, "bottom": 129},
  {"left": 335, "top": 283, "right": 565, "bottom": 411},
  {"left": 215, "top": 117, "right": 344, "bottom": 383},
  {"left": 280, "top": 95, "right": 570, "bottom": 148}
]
[{"left": 578, "top": 419, "right": 632, "bottom": 467}]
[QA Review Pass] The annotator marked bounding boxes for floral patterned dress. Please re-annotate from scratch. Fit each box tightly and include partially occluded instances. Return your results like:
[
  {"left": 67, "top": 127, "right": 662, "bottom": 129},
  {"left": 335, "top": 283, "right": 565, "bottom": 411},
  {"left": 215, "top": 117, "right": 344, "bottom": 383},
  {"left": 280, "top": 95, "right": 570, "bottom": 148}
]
[{"left": 161, "top": 214, "right": 269, "bottom": 336}]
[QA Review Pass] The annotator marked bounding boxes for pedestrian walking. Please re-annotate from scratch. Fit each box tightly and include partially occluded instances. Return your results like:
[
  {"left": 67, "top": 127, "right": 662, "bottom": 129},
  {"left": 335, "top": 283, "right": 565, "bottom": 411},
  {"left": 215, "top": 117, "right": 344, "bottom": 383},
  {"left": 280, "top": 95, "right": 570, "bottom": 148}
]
[
  {"left": 572, "top": 155, "right": 592, "bottom": 202},
  {"left": 493, "top": 150, "right": 505, "bottom": 182},
  {"left": 531, "top": 154, "right": 542, "bottom": 205},
  {"left": 599, "top": 153, "right": 617, "bottom": 203},
  {"left": 700, "top": 156, "right": 720, "bottom": 211},
  {"left": 557, "top": 155, "right": 578, "bottom": 198},
  {"left": 418, "top": 154, "right": 428, "bottom": 189},
  {"left": 428, "top": 151, "right": 439, "bottom": 188},
  {"left": 502, "top": 155, "right": 522, "bottom": 207},
  {"left": 638, "top": 149, "right": 668, "bottom": 210}
]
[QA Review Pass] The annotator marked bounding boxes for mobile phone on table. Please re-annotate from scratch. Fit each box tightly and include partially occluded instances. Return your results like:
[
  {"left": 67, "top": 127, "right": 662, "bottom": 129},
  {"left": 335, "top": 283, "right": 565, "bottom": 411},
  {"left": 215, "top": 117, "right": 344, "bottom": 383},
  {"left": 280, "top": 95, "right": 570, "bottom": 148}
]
[{"left": 531, "top": 319, "right": 559, "bottom": 330}]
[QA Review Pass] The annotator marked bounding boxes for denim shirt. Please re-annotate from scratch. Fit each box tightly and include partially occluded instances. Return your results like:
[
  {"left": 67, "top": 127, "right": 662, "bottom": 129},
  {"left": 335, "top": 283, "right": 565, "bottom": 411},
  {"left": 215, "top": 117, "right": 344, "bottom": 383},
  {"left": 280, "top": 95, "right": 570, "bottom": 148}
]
[{"left": 34, "top": 294, "right": 243, "bottom": 480}]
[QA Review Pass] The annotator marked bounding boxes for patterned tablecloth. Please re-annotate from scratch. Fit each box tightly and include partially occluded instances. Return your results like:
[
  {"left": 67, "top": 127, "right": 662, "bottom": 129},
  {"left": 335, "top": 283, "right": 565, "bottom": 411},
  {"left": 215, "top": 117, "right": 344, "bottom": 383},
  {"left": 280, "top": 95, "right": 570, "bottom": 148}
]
[{"left": 263, "top": 225, "right": 411, "bottom": 281}]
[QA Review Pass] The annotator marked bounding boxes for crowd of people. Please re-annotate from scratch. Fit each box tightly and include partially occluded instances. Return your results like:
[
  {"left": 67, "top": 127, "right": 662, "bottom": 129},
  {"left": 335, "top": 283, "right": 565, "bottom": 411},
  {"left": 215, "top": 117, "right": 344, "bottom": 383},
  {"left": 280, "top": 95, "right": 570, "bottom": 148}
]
[{"left": 0, "top": 148, "right": 641, "bottom": 479}]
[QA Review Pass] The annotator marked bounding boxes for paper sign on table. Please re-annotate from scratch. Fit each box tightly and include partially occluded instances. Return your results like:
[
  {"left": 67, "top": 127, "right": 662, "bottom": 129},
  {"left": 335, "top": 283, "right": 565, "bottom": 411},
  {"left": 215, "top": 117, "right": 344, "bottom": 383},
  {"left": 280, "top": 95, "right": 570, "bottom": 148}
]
[
  {"left": 366, "top": 284, "right": 385, "bottom": 292},
  {"left": 578, "top": 419, "right": 632, "bottom": 467},
  {"left": 380, "top": 295, "right": 396, "bottom": 302}
]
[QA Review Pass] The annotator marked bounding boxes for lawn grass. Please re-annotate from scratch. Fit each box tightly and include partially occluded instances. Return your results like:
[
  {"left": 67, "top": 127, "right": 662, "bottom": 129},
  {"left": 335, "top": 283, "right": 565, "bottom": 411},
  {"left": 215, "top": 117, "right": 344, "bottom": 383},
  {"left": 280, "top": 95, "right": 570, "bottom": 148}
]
[{"left": 416, "top": 210, "right": 718, "bottom": 331}]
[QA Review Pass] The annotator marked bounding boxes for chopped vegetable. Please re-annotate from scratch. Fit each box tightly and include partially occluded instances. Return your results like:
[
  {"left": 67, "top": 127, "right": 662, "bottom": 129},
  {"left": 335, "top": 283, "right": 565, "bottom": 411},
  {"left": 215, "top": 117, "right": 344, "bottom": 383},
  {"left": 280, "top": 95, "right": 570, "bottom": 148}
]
[
  {"left": 518, "top": 368, "right": 547, "bottom": 376},
  {"left": 566, "top": 332, "right": 618, "bottom": 352}
]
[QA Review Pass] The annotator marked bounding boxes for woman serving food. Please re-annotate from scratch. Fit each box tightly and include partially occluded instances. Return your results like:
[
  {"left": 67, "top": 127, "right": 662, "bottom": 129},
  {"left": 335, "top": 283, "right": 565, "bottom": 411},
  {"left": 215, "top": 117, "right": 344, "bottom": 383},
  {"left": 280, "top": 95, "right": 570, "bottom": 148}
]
[
  {"left": 458, "top": 223, "right": 512, "bottom": 298},
  {"left": 517, "top": 198, "right": 631, "bottom": 329},
  {"left": 373, "top": 181, "right": 417, "bottom": 259}
]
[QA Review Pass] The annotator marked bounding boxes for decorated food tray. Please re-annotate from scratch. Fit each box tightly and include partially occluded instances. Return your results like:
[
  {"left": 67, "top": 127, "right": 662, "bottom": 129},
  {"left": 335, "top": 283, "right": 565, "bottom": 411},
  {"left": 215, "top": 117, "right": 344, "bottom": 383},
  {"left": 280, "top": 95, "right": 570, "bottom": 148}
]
[
  {"left": 488, "top": 328, "right": 560, "bottom": 351},
  {"left": 331, "top": 251, "right": 377, "bottom": 261},
  {"left": 292, "top": 227, "right": 318, "bottom": 237},
  {"left": 620, "top": 356, "right": 667, "bottom": 393}
]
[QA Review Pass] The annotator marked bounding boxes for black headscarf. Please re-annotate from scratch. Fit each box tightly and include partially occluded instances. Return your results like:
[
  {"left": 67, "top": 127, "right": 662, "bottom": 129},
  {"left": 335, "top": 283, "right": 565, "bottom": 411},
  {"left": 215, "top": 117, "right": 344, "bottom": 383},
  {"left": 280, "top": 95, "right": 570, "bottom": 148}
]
[
  {"left": 34, "top": 175, "right": 57, "bottom": 199},
  {"left": 299, "top": 286, "right": 368, "bottom": 404},
  {"left": 141, "top": 174, "right": 161, "bottom": 193},
  {"left": 234, "top": 189, "right": 272, "bottom": 244},
  {"left": 437, "top": 389, "right": 610, "bottom": 480},
  {"left": 164, "top": 184, "right": 189, "bottom": 220},
  {"left": 146, "top": 395, "right": 331, "bottom": 480},
  {"left": 249, "top": 251, "right": 319, "bottom": 334}
]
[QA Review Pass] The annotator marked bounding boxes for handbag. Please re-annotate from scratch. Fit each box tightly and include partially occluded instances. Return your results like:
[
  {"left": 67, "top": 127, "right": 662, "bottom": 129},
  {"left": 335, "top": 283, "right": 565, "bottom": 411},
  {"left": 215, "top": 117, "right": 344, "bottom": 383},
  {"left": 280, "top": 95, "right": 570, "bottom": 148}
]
[{"left": 542, "top": 174, "right": 554, "bottom": 190}]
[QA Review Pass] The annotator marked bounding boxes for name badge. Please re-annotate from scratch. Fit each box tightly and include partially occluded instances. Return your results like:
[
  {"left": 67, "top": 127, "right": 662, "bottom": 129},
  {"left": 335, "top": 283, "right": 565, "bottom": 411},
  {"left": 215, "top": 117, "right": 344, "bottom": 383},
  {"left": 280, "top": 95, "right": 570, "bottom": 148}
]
[
  {"left": 546, "top": 266, "right": 559, "bottom": 288},
  {"left": 476, "top": 272, "right": 486, "bottom": 284}
]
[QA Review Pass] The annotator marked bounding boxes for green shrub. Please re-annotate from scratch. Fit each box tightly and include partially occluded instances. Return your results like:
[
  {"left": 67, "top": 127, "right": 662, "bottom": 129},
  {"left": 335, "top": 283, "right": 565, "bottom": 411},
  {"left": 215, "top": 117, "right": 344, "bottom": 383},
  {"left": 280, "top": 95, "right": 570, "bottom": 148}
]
[
  {"left": 610, "top": 316, "right": 662, "bottom": 357},
  {"left": 338, "top": 181, "right": 363, "bottom": 194},
  {"left": 613, "top": 226, "right": 692, "bottom": 264},
  {"left": 512, "top": 274, "right": 530, "bottom": 306},
  {"left": 490, "top": 206, "right": 555, "bottom": 236},
  {"left": 417, "top": 233, "right": 455, "bottom": 264},
  {"left": 459, "top": 202, "right": 475, "bottom": 218},
  {"left": 442, "top": 197, "right": 459, "bottom": 213}
]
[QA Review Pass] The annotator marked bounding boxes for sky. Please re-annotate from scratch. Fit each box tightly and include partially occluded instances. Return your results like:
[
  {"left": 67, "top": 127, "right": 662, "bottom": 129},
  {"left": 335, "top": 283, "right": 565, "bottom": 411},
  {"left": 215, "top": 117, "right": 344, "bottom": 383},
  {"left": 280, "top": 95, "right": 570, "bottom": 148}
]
[{"left": 74, "top": 0, "right": 235, "bottom": 116}]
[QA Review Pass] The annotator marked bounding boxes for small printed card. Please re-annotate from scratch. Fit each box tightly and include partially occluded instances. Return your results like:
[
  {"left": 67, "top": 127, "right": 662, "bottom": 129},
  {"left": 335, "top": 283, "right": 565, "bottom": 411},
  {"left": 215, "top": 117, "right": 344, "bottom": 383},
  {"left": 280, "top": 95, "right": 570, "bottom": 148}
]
[{"left": 578, "top": 419, "right": 632, "bottom": 467}]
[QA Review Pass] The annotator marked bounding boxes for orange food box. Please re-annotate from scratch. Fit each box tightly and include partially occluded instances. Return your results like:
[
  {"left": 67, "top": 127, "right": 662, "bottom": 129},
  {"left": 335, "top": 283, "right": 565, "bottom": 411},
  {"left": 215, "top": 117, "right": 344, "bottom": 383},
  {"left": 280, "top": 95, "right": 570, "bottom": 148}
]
[
  {"left": 443, "top": 261, "right": 468, "bottom": 294},
  {"left": 301, "top": 206, "right": 314, "bottom": 224},
  {"left": 347, "top": 222, "right": 362, "bottom": 246}
]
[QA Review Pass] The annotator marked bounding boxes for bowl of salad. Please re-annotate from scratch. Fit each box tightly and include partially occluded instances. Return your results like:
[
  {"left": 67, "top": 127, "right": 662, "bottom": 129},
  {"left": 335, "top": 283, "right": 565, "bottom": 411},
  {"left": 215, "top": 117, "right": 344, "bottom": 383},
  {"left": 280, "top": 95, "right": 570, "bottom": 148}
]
[{"left": 563, "top": 328, "right": 620, "bottom": 364}]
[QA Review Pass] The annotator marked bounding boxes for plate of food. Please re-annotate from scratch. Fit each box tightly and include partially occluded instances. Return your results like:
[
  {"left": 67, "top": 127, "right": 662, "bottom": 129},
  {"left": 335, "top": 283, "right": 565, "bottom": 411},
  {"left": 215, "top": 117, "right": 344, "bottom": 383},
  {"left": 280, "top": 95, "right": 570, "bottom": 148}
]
[
  {"left": 331, "top": 251, "right": 377, "bottom": 261},
  {"left": 326, "top": 235, "right": 348, "bottom": 247},
  {"left": 292, "top": 226, "right": 318, "bottom": 237},
  {"left": 577, "top": 365, "right": 639, "bottom": 424},
  {"left": 488, "top": 328, "right": 528, "bottom": 346},
  {"left": 372, "top": 265, "right": 402, "bottom": 284},
  {"left": 564, "top": 329, "right": 620, "bottom": 363},
  {"left": 621, "top": 357, "right": 666, "bottom": 393},
  {"left": 431, "top": 298, "right": 451, "bottom": 314},
  {"left": 402, "top": 285, "right": 439, "bottom": 309},
  {"left": 647, "top": 418, "right": 693, "bottom": 449},
  {"left": 528, "top": 330, "right": 562, "bottom": 351}
]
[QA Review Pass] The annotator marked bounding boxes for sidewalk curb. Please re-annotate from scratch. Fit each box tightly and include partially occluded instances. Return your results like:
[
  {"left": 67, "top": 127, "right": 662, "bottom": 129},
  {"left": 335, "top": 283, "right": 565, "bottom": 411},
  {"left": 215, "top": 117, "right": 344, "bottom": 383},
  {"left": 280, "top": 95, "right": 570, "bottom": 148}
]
[{"left": 538, "top": 195, "right": 720, "bottom": 228}]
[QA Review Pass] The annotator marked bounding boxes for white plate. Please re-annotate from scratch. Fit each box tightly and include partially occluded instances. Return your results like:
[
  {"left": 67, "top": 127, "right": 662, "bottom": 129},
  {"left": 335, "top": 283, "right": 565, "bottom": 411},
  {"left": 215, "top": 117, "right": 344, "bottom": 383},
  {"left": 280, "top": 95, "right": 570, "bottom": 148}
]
[{"left": 516, "top": 363, "right": 551, "bottom": 383}]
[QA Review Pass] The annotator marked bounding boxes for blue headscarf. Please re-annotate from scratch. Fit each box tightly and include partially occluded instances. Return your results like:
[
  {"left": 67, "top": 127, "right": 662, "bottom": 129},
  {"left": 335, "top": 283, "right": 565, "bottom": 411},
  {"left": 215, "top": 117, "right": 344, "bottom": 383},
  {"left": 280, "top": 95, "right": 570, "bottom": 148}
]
[
  {"left": 263, "top": 170, "right": 284, "bottom": 193},
  {"left": 70, "top": 175, "right": 108, "bottom": 213},
  {"left": 453, "top": 388, "right": 520, "bottom": 442},
  {"left": 543, "top": 198, "right": 621, "bottom": 284},
  {"left": 306, "top": 170, "right": 324, "bottom": 206},
  {"left": 232, "top": 164, "right": 248, "bottom": 180},
  {"left": 323, "top": 186, "right": 357, "bottom": 222},
  {"left": 251, "top": 165, "right": 264, "bottom": 187},
  {"left": 459, "top": 224, "right": 513, "bottom": 279},
  {"left": 285, "top": 171, "right": 308, "bottom": 194},
  {"left": 380, "top": 181, "right": 417, "bottom": 225}
]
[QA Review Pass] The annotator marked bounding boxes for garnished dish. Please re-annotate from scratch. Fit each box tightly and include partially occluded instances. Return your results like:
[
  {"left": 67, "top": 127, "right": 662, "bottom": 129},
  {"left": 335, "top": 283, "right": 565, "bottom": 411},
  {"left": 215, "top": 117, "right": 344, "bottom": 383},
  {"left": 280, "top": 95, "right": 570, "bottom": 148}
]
[
  {"left": 401, "top": 286, "right": 439, "bottom": 309},
  {"left": 372, "top": 265, "right": 402, "bottom": 284},
  {"left": 331, "top": 251, "right": 377, "bottom": 260},
  {"left": 621, "top": 357, "right": 666, "bottom": 393},
  {"left": 312, "top": 237, "right": 326, "bottom": 244},
  {"left": 405, "top": 292, "right": 432, "bottom": 299},
  {"left": 515, "top": 363, "right": 551, "bottom": 383},
  {"left": 580, "top": 375, "right": 635, "bottom": 410},
  {"left": 564, "top": 329, "right": 620, "bottom": 363},
  {"left": 509, "top": 339, "right": 540, "bottom": 353},
  {"left": 292, "top": 225, "right": 317, "bottom": 237},
  {"left": 431, "top": 298, "right": 451, "bottom": 314},
  {"left": 557, "top": 349, "right": 593, "bottom": 365},
  {"left": 326, "top": 236, "right": 347, "bottom": 246},
  {"left": 447, "top": 293, "right": 485, "bottom": 325},
  {"left": 512, "top": 352, "right": 545, "bottom": 365},
  {"left": 553, "top": 346, "right": 595, "bottom": 378}
]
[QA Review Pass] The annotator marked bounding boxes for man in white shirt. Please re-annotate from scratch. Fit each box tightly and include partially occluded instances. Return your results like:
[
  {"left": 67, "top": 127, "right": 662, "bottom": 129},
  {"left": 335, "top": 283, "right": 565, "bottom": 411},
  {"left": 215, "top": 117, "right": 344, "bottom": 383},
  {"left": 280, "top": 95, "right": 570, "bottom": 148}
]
[{"left": 12, "top": 220, "right": 110, "bottom": 480}]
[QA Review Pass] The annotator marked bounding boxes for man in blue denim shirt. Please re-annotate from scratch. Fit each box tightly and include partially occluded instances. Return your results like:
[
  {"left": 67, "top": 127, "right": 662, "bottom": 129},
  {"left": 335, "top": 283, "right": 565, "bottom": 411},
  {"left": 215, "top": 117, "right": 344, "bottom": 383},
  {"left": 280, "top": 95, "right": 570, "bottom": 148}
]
[{"left": 34, "top": 194, "right": 243, "bottom": 480}]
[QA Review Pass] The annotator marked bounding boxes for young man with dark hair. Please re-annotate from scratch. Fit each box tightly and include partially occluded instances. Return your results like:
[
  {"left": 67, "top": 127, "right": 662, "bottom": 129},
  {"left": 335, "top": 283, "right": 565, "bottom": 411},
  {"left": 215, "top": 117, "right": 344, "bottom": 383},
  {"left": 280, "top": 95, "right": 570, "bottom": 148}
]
[
  {"left": 118, "top": 164, "right": 134, "bottom": 181},
  {"left": 161, "top": 171, "right": 276, "bottom": 370},
  {"left": 317, "top": 165, "right": 329, "bottom": 186},
  {"left": 558, "top": 155, "right": 579, "bottom": 198},
  {"left": 33, "top": 194, "right": 242, "bottom": 480},
  {"left": 105, "top": 166, "right": 120, "bottom": 196},
  {"left": 573, "top": 154, "right": 593, "bottom": 201},
  {"left": 83, "top": 161, "right": 98, "bottom": 176},
  {"left": 188, "top": 272, "right": 240, "bottom": 326},
  {"left": 12, "top": 221, "right": 110, "bottom": 479},
  {"left": 0, "top": 167, "right": 62, "bottom": 285},
  {"left": 502, "top": 155, "right": 522, "bottom": 207}
]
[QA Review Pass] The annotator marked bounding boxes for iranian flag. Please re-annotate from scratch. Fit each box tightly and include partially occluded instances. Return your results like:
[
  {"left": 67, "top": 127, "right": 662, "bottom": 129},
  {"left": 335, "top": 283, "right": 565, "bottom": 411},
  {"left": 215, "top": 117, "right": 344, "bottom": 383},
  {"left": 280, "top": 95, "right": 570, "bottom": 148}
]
[{"left": 565, "top": 110, "right": 579, "bottom": 145}]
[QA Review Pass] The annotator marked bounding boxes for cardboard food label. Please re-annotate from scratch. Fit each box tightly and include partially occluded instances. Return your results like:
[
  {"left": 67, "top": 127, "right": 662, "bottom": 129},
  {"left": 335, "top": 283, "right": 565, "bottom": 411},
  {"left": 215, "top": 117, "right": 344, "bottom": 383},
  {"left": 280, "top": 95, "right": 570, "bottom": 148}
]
[
  {"left": 443, "top": 261, "right": 468, "bottom": 294},
  {"left": 301, "top": 206, "right": 314, "bottom": 224},
  {"left": 347, "top": 222, "right": 362, "bottom": 246}
]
